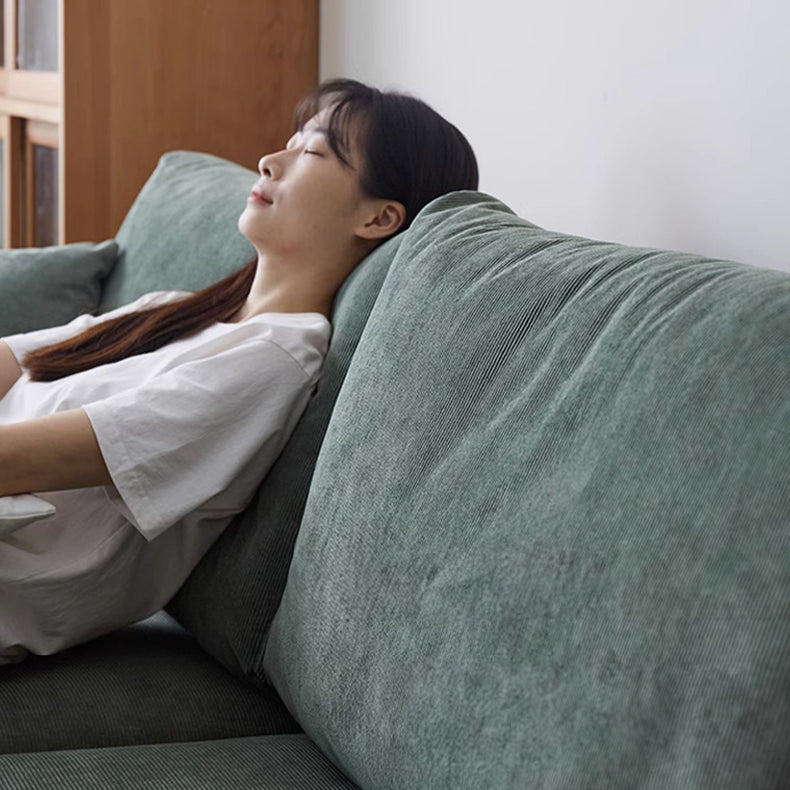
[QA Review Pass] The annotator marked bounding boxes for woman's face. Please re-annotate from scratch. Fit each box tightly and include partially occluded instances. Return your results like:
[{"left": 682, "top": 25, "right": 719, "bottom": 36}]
[{"left": 238, "top": 108, "right": 371, "bottom": 259}]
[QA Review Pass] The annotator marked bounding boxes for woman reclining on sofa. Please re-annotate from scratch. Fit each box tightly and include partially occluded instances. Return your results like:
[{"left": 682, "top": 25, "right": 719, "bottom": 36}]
[{"left": 0, "top": 77, "right": 479, "bottom": 665}]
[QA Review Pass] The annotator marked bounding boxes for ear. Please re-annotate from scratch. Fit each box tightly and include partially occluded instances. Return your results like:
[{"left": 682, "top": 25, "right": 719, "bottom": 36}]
[{"left": 355, "top": 199, "right": 407, "bottom": 241}]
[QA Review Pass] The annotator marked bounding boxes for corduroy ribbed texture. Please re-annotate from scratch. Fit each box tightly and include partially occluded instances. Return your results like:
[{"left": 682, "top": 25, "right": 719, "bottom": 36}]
[
  {"left": 0, "top": 734, "right": 359, "bottom": 789},
  {"left": 0, "top": 612, "right": 299, "bottom": 754},
  {"left": 265, "top": 191, "right": 790, "bottom": 789}
]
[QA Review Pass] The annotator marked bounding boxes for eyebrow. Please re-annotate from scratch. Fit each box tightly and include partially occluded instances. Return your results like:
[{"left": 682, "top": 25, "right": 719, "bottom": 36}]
[
  {"left": 301, "top": 125, "right": 329, "bottom": 136},
  {"left": 288, "top": 126, "right": 329, "bottom": 148}
]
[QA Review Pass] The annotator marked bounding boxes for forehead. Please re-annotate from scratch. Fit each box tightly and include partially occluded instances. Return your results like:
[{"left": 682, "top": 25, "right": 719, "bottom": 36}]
[
  {"left": 304, "top": 106, "right": 333, "bottom": 130},
  {"left": 290, "top": 105, "right": 364, "bottom": 169},
  {"left": 287, "top": 109, "right": 330, "bottom": 146}
]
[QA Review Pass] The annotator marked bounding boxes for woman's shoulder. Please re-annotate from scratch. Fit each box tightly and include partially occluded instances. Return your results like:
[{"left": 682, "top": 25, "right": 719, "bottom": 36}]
[{"left": 243, "top": 313, "right": 331, "bottom": 381}]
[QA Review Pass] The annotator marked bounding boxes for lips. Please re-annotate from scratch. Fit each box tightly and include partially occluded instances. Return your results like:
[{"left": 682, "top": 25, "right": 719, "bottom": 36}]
[{"left": 250, "top": 187, "right": 273, "bottom": 205}]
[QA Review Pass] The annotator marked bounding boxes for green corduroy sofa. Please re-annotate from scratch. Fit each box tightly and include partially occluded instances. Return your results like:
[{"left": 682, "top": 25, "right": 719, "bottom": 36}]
[{"left": 1, "top": 151, "right": 788, "bottom": 789}]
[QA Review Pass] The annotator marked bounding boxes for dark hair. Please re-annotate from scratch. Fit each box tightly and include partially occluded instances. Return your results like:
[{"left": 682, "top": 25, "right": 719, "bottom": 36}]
[
  {"left": 294, "top": 78, "right": 478, "bottom": 230},
  {"left": 24, "top": 79, "right": 478, "bottom": 381}
]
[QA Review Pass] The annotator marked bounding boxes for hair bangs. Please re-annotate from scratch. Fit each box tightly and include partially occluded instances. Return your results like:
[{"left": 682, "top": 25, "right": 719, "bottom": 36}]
[{"left": 293, "top": 79, "right": 375, "bottom": 169}]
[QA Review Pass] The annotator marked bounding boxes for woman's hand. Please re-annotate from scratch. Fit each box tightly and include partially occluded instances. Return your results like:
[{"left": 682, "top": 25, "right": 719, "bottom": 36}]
[{"left": 0, "top": 409, "right": 112, "bottom": 496}]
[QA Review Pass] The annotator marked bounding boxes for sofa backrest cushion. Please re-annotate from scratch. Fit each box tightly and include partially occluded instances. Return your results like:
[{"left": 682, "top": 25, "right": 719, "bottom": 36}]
[
  {"left": 101, "top": 151, "right": 257, "bottom": 311},
  {"left": 264, "top": 191, "right": 790, "bottom": 789}
]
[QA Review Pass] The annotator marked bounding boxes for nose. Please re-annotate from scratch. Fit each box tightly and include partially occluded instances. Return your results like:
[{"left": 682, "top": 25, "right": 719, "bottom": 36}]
[{"left": 258, "top": 151, "right": 283, "bottom": 179}]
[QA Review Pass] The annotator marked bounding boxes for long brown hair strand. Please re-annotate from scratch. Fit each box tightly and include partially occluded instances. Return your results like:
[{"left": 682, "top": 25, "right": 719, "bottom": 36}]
[{"left": 24, "top": 260, "right": 256, "bottom": 382}]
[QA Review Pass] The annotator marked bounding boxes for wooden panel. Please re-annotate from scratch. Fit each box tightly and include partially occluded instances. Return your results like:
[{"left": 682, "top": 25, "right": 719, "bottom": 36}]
[
  {"left": 44, "top": 0, "right": 318, "bottom": 244},
  {"left": 5, "top": 68, "right": 59, "bottom": 103},
  {"left": 4, "top": 112, "right": 22, "bottom": 246},
  {"left": 60, "top": 0, "right": 110, "bottom": 242},
  {"left": 0, "top": 113, "right": 8, "bottom": 246},
  {"left": 25, "top": 116, "right": 56, "bottom": 146},
  {"left": 61, "top": 0, "right": 317, "bottom": 242},
  {"left": 104, "top": 0, "right": 318, "bottom": 238},
  {"left": 0, "top": 93, "right": 58, "bottom": 122}
]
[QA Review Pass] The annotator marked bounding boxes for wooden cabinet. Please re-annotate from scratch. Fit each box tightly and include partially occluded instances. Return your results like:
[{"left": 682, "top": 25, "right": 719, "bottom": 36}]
[{"left": 0, "top": 0, "right": 318, "bottom": 247}]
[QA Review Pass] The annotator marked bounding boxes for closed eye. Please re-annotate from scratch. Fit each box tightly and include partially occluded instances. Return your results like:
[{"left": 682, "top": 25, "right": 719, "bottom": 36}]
[{"left": 304, "top": 149, "right": 324, "bottom": 156}]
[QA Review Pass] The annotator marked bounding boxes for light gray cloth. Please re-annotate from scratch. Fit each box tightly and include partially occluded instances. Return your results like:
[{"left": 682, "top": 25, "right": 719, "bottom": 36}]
[{"left": 0, "top": 495, "right": 55, "bottom": 538}]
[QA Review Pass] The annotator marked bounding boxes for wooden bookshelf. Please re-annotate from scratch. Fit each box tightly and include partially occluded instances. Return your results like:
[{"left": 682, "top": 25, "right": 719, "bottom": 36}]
[{"left": 0, "top": 0, "right": 318, "bottom": 247}]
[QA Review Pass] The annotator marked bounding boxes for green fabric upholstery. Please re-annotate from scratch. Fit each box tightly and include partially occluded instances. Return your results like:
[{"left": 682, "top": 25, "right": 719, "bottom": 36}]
[
  {"left": 168, "top": 230, "right": 404, "bottom": 678},
  {"left": 265, "top": 192, "right": 790, "bottom": 789},
  {"left": 100, "top": 151, "right": 257, "bottom": 311},
  {"left": 0, "top": 241, "right": 117, "bottom": 336},
  {"left": 0, "top": 612, "right": 299, "bottom": 754},
  {"left": 0, "top": 734, "right": 360, "bottom": 790}
]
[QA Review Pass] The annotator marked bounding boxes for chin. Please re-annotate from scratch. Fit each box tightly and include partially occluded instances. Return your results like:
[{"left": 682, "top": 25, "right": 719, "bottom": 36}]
[
  {"left": 238, "top": 214, "right": 271, "bottom": 256},
  {"left": 237, "top": 210, "right": 256, "bottom": 241}
]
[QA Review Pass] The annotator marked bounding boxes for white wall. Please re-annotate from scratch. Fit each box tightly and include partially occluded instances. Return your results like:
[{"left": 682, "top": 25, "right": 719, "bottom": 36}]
[{"left": 320, "top": 0, "right": 790, "bottom": 271}]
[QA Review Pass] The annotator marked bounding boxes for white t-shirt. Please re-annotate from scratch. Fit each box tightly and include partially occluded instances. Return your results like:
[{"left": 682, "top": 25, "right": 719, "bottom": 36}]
[{"left": 0, "top": 291, "right": 331, "bottom": 664}]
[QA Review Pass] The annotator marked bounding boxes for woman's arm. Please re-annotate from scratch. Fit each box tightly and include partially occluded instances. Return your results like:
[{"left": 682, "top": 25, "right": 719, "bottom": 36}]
[
  {"left": 0, "top": 408, "right": 112, "bottom": 496},
  {"left": 0, "top": 340, "right": 23, "bottom": 401}
]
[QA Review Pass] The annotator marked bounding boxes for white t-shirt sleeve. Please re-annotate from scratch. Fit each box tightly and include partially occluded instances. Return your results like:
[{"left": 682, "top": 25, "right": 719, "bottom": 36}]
[
  {"left": 3, "top": 291, "right": 190, "bottom": 364},
  {"left": 83, "top": 338, "right": 316, "bottom": 542}
]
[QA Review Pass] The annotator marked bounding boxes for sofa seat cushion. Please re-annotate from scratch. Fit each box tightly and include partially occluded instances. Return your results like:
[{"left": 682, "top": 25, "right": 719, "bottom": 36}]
[
  {"left": 0, "top": 733, "right": 359, "bottom": 789},
  {"left": 0, "top": 612, "right": 299, "bottom": 754},
  {"left": 265, "top": 191, "right": 790, "bottom": 789}
]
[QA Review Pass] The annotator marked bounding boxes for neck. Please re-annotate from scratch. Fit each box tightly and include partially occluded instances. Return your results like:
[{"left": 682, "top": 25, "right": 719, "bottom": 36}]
[
  {"left": 237, "top": 286, "right": 332, "bottom": 319},
  {"left": 232, "top": 254, "right": 337, "bottom": 322}
]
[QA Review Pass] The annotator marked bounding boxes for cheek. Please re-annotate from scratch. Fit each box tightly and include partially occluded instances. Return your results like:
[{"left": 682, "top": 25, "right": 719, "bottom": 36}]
[
  {"left": 313, "top": 184, "right": 361, "bottom": 227},
  {"left": 305, "top": 169, "right": 359, "bottom": 213}
]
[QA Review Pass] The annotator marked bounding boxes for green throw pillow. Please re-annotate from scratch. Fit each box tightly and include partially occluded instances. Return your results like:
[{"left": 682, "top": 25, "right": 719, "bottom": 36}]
[{"left": 0, "top": 241, "right": 118, "bottom": 336}]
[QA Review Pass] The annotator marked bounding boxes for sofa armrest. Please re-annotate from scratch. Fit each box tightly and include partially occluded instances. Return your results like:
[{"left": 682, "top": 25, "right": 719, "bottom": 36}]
[{"left": 0, "top": 734, "right": 360, "bottom": 790}]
